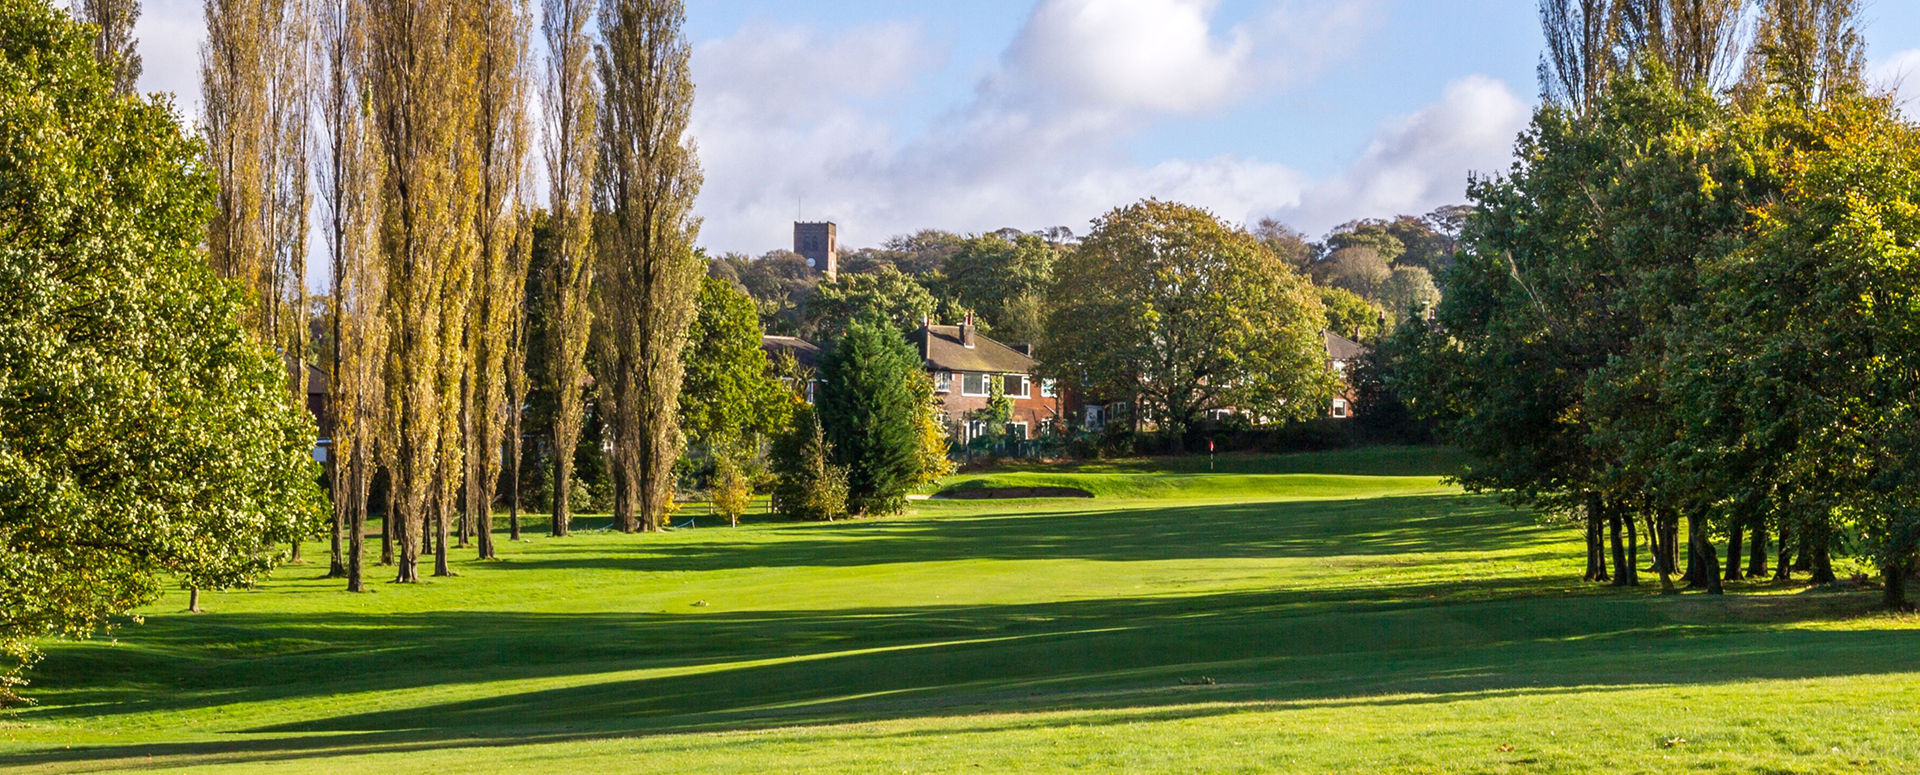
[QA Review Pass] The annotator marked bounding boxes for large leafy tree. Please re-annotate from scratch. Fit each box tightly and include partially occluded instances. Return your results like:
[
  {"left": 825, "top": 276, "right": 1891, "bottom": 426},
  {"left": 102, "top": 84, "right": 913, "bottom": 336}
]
[
  {"left": 934, "top": 232, "right": 1056, "bottom": 344},
  {"left": 1044, "top": 200, "right": 1335, "bottom": 451},
  {"left": 681, "top": 276, "right": 793, "bottom": 448},
  {"left": 816, "top": 315, "right": 923, "bottom": 516},
  {"left": 1687, "top": 98, "right": 1920, "bottom": 606},
  {"left": 803, "top": 265, "right": 937, "bottom": 337},
  {"left": 0, "top": 0, "right": 321, "bottom": 695}
]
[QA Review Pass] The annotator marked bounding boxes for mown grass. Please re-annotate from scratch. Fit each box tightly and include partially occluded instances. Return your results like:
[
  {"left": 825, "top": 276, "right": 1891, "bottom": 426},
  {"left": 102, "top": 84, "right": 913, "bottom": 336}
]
[{"left": 2, "top": 448, "right": 1915, "bottom": 774}]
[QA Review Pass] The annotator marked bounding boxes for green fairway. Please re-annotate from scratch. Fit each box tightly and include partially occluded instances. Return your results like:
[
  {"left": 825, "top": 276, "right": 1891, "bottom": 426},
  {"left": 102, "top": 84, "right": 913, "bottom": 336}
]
[{"left": 3, "top": 447, "right": 1916, "bottom": 774}]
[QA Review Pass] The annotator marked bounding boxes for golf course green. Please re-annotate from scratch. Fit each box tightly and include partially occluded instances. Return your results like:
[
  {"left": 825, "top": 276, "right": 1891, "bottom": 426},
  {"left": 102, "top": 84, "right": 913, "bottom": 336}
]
[{"left": 3, "top": 447, "right": 1915, "bottom": 774}]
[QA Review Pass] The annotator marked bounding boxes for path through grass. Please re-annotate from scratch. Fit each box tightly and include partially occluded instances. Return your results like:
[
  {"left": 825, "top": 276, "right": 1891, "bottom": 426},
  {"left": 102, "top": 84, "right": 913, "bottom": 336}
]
[{"left": 2, "top": 448, "right": 1915, "bottom": 773}]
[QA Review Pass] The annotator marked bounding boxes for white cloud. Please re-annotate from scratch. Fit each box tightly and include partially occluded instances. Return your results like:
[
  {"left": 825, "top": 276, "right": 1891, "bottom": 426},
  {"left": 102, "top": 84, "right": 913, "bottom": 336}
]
[
  {"left": 95, "top": 0, "right": 1529, "bottom": 256},
  {"left": 1871, "top": 49, "right": 1920, "bottom": 119},
  {"left": 691, "top": 0, "right": 1395, "bottom": 253},
  {"left": 1276, "top": 75, "right": 1531, "bottom": 232}
]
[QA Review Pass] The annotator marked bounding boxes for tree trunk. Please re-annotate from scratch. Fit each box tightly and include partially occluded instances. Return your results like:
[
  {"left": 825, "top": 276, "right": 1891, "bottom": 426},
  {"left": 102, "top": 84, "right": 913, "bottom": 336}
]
[
  {"left": 1794, "top": 529, "right": 1813, "bottom": 572},
  {"left": 1747, "top": 515, "right": 1769, "bottom": 579},
  {"left": 328, "top": 463, "right": 347, "bottom": 578},
  {"left": 1885, "top": 556, "right": 1912, "bottom": 610},
  {"left": 1650, "top": 514, "right": 1676, "bottom": 593},
  {"left": 613, "top": 442, "right": 638, "bottom": 533},
  {"left": 1774, "top": 521, "right": 1793, "bottom": 581},
  {"left": 508, "top": 413, "right": 522, "bottom": 541},
  {"left": 1624, "top": 511, "right": 1640, "bottom": 586},
  {"left": 1589, "top": 494, "right": 1605, "bottom": 583},
  {"left": 1724, "top": 522, "right": 1744, "bottom": 582},
  {"left": 393, "top": 474, "right": 420, "bottom": 583},
  {"left": 1810, "top": 519, "right": 1836, "bottom": 584},
  {"left": 1688, "top": 511, "right": 1722, "bottom": 594},
  {"left": 289, "top": 538, "right": 302, "bottom": 563},
  {"left": 433, "top": 476, "right": 452, "bottom": 577},
  {"left": 381, "top": 472, "right": 395, "bottom": 565},
  {"left": 1608, "top": 508, "right": 1631, "bottom": 586},
  {"left": 347, "top": 452, "right": 367, "bottom": 593},
  {"left": 187, "top": 587, "right": 202, "bottom": 613},
  {"left": 552, "top": 433, "right": 572, "bottom": 537}
]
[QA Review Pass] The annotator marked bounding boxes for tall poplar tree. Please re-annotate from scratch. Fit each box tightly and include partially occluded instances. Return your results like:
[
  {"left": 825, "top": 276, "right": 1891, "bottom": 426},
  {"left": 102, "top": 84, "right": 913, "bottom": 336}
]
[
  {"left": 316, "top": 0, "right": 384, "bottom": 590},
  {"left": 74, "top": 0, "right": 141, "bottom": 95},
  {"left": 540, "top": 0, "right": 598, "bottom": 538},
  {"left": 464, "top": 0, "right": 532, "bottom": 559},
  {"left": 594, "top": 0, "right": 702, "bottom": 533},
  {"left": 366, "top": 0, "right": 473, "bottom": 582}
]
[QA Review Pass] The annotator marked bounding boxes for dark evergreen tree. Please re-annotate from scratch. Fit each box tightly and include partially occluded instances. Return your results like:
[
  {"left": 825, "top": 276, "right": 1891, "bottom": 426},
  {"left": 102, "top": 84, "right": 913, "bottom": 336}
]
[{"left": 816, "top": 315, "right": 922, "bottom": 516}]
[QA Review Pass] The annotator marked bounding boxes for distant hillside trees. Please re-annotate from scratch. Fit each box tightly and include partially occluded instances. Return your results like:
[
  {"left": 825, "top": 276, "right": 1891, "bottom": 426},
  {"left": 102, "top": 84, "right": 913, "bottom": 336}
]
[
  {"left": 0, "top": 1, "right": 322, "bottom": 697},
  {"left": 1044, "top": 200, "right": 1337, "bottom": 452}
]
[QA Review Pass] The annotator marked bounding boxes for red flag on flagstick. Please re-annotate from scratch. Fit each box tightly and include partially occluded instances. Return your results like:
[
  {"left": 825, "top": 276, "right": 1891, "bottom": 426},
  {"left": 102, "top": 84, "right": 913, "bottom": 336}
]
[{"left": 1208, "top": 439, "right": 1215, "bottom": 452}]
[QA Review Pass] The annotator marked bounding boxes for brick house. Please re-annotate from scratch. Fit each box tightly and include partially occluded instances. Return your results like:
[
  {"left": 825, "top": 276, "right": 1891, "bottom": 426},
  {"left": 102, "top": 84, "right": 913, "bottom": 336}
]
[
  {"left": 1324, "top": 331, "right": 1368, "bottom": 419},
  {"left": 913, "top": 317, "right": 1065, "bottom": 442}
]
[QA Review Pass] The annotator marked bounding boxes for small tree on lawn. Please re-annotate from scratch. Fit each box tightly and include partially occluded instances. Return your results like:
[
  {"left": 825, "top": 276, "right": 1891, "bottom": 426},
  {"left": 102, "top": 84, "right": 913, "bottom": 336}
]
[
  {"left": 816, "top": 315, "right": 922, "bottom": 516},
  {"left": 771, "top": 407, "right": 847, "bottom": 521},
  {"left": 910, "top": 369, "right": 953, "bottom": 485},
  {"left": 710, "top": 446, "right": 752, "bottom": 528}
]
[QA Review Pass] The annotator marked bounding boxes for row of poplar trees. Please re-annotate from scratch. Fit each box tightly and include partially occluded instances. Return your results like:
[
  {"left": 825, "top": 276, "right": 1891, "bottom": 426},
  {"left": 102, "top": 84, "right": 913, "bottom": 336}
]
[
  {"left": 1390, "top": 0, "right": 1920, "bottom": 606},
  {"left": 179, "top": 0, "right": 704, "bottom": 590}
]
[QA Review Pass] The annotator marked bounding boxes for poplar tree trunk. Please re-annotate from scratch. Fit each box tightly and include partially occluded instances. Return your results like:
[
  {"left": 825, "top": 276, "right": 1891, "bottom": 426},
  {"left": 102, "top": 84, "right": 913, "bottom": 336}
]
[
  {"left": 508, "top": 424, "right": 522, "bottom": 541},
  {"left": 188, "top": 587, "right": 201, "bottom": 613},
  {"left": 381, "top": 476, "right": 395, "bottom": 565},
  {"left": 347, "top": 442, "right": 368, "bottom": 593},
  {"left": 552, "top": 442, "right": 573, "bottom": 537}
]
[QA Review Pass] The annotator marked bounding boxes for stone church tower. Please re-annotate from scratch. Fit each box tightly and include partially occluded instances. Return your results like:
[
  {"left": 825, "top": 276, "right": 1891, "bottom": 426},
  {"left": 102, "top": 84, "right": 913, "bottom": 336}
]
[{"left": 793, "top": 221, "right": 837, "bottom": 279}]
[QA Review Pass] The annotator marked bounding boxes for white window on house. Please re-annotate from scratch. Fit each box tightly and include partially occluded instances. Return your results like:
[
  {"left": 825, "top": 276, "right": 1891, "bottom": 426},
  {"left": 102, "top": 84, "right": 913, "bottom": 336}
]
[
  {"left": 1039, "top": 417, "right": 1056, "bottom": 435},
  {"left": 1331, "top": 398, "right": 1349, "bottom": 418},
  {"left": 1004, "top": 374, "right": 1029, "bottom": 398},
  {"left": 961, "top": 372, "right": 989, "bottom": 396},
  {"left": 1040, "top": 379, "right": 1056, "bottom": 398},
  {"left": 1085, "top": 404, "right": 1105, "bottom": 431},
  {"left": 934, "top": 371, "right": 952, "bottom": 393},
  {"left": 1008, "top": 421, "right": 1030, "bottom": 439}
]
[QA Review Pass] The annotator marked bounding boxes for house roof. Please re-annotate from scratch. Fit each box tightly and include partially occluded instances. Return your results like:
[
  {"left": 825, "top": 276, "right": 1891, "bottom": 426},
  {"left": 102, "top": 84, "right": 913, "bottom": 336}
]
[
  {"left": 285, "top": 358, "right": 329, "bottom": 396},
  {"left": 762, "top": 335, "right": 821, "bottom": 369},
  {"left": 1324, "top": 331, "right": 1369, "bottom": 362},
  {"left": 915, "top": 324, "right": 1037, "bottom": 374}
]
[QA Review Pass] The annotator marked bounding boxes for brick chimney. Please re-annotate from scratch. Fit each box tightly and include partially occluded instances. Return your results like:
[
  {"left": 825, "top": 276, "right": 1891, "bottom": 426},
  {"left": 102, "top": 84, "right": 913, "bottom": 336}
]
[{"left": 961, "top": 312, "right": 976, "bottom": 348}]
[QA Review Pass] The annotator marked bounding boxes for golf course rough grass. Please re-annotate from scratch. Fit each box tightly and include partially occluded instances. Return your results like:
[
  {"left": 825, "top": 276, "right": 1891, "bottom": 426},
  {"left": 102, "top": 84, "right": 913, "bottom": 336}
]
[{"left": 3, "top": 446, "right": 1915, "bottom": 774}]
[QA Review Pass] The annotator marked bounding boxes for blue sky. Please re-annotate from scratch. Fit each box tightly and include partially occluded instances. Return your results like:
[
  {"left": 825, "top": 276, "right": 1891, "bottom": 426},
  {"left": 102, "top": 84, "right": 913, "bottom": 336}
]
[{"left": 127, "top": 0, "right": 1920, "bottom": 255}]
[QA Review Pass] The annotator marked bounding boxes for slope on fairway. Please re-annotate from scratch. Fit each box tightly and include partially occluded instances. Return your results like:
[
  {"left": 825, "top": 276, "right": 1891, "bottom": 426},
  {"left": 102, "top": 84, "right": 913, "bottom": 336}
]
[{"left": 2, "top": 448, "right": 1916, "bottom": 774}]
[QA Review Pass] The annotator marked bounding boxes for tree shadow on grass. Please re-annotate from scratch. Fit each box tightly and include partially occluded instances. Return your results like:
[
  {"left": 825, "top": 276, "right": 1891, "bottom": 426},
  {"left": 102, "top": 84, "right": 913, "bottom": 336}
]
[
  {"left": 502, "top": 494, "right": 1551, "bottom": 575},
  {"left": 8, "top": 580, "right": 1914, "bottom": 771}
]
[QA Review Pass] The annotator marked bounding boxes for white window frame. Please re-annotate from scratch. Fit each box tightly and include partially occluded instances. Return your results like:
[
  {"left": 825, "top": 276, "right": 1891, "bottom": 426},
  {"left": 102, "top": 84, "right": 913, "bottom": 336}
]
[
  {"left": 1331, "top": 398, "right": 1349, "bottom": 418},
  {"left": 961, "top": 372, "right": 990, "bottom": 397},
  {"left": 934, "top": 371, "right": 952, "bottom": 393},
  {"left": 1004, "top": 373, "right": 1030, "bottom": 399},
  {"left": 1040, "top": 379, "right": 1057, "bottom": 398},
  {"left": 1008, "top": 421, "right": 1030, "bottom": 439}
]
